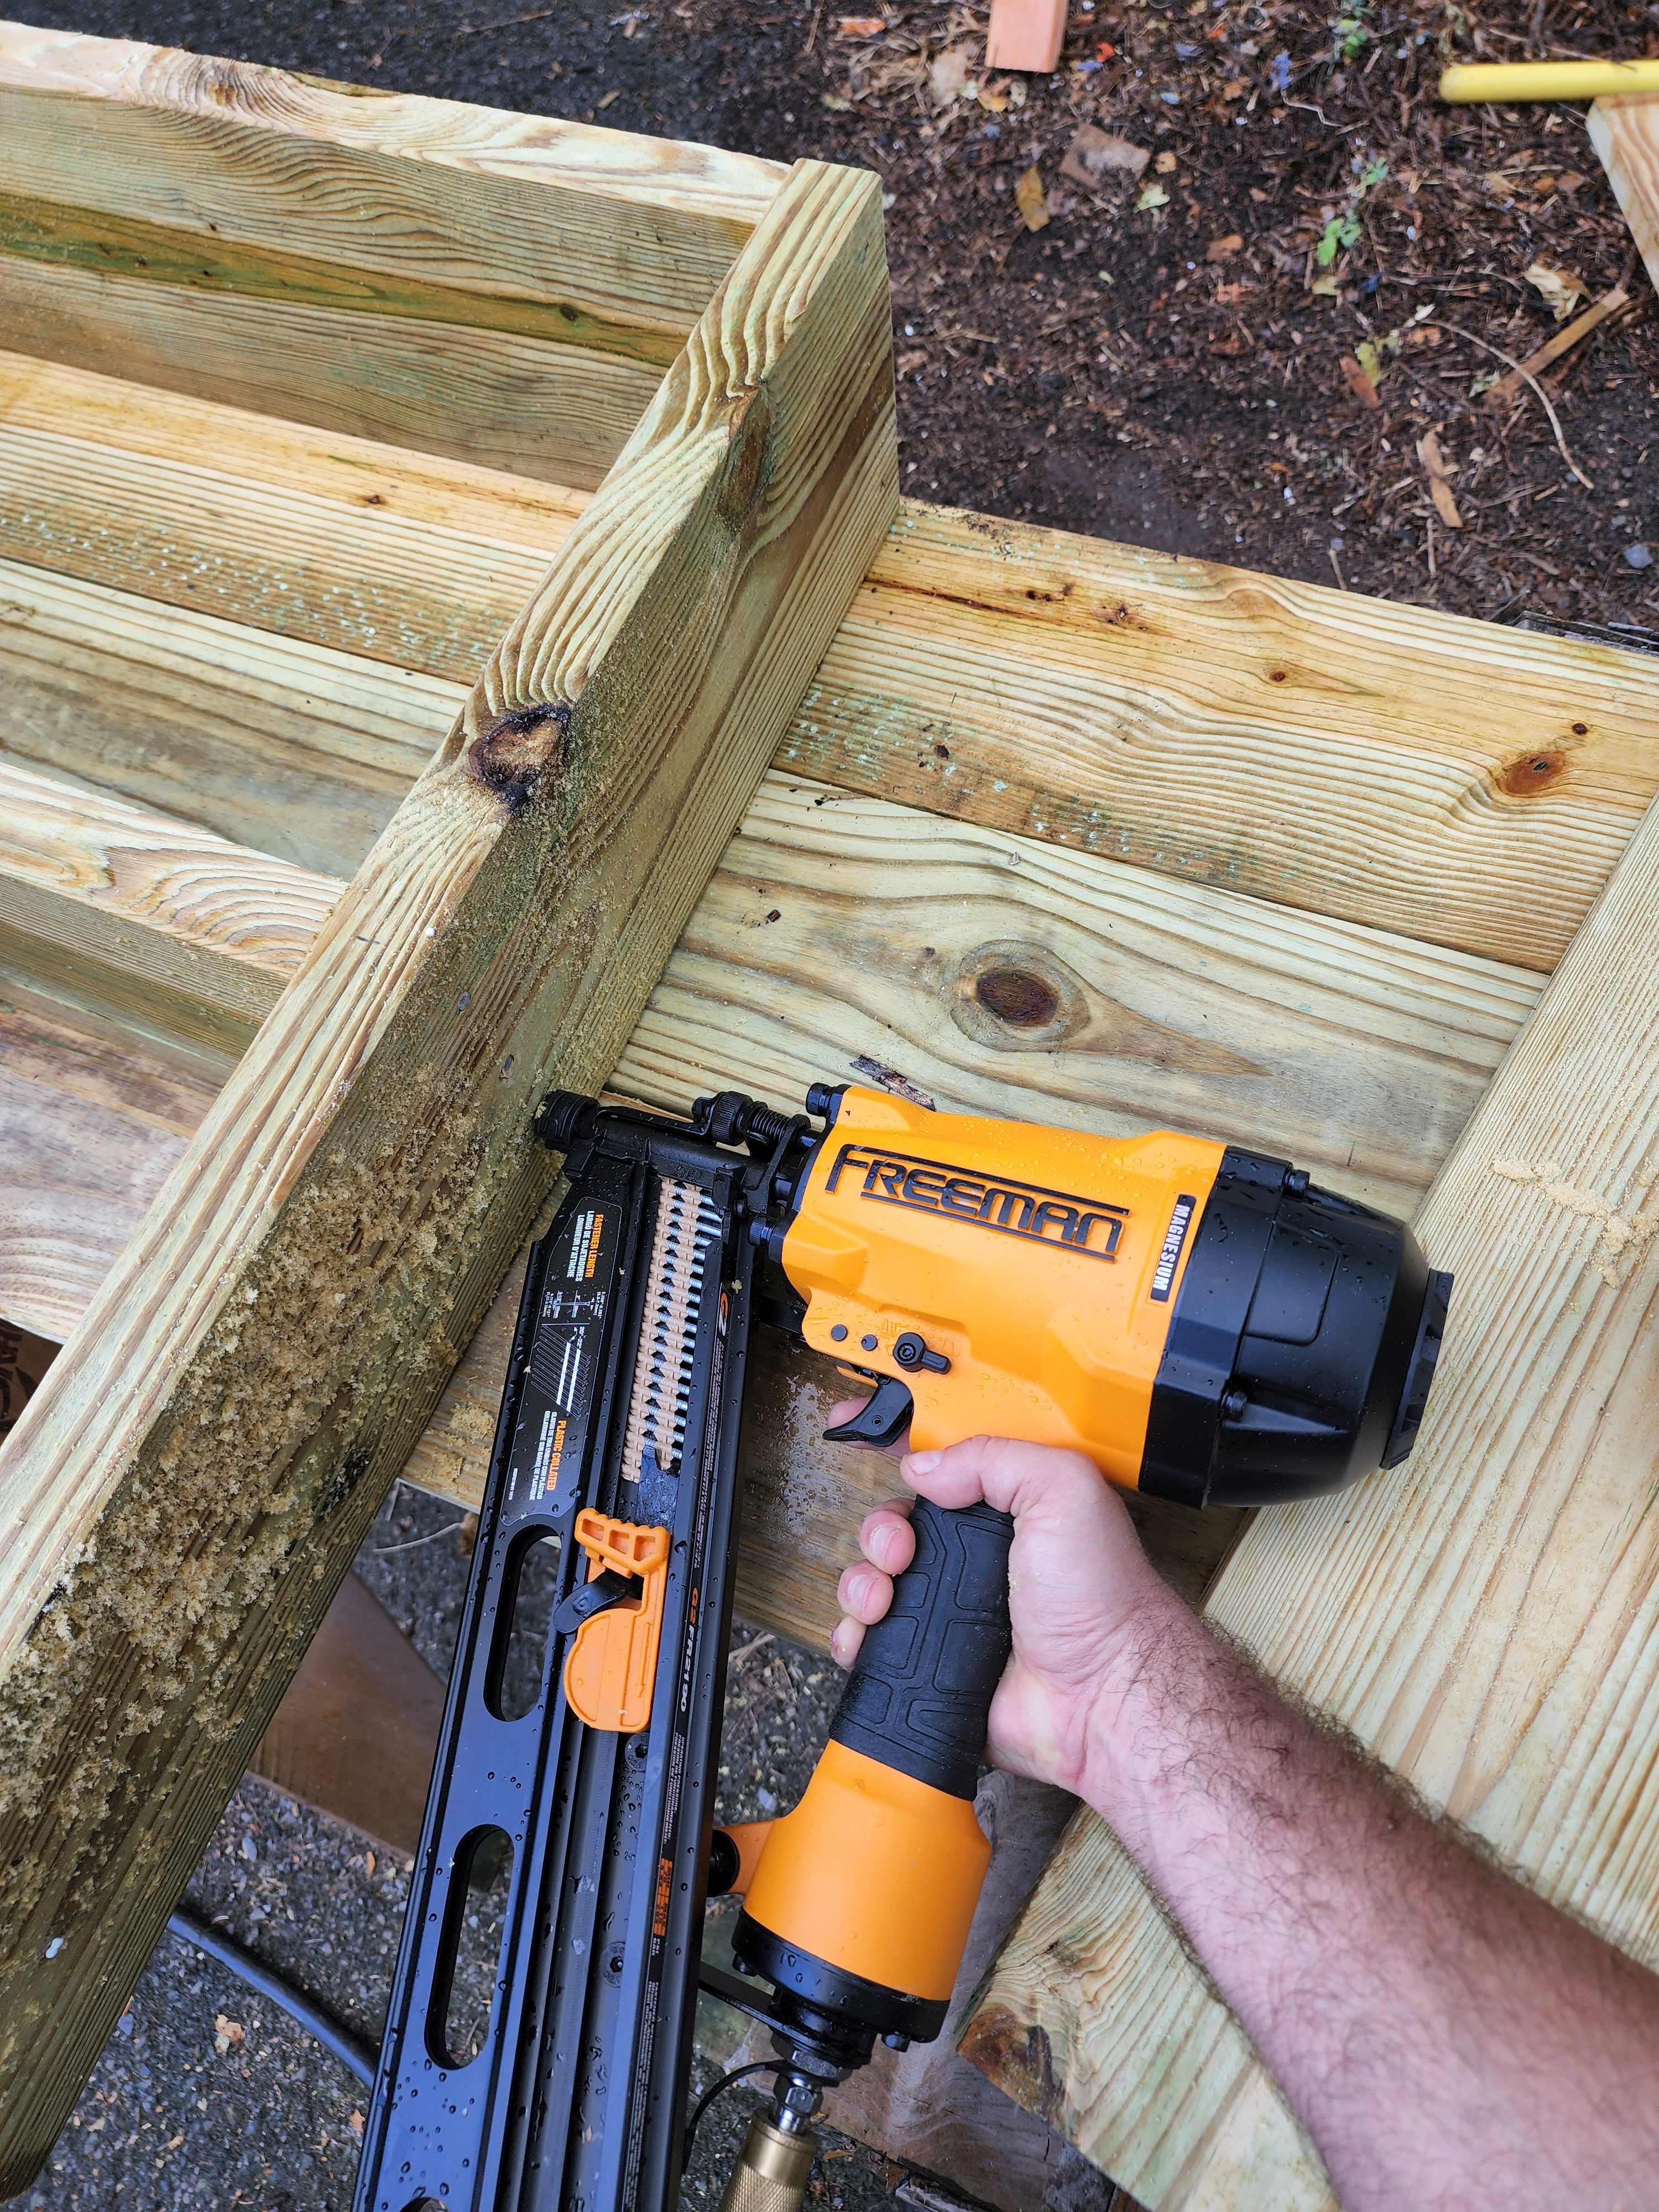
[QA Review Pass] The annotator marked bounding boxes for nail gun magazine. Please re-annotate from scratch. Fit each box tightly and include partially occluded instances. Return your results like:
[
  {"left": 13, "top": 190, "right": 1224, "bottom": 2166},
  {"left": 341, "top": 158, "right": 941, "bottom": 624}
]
[{"left": 354, "top": 1082, "right": 1453, "bottom": 2212}]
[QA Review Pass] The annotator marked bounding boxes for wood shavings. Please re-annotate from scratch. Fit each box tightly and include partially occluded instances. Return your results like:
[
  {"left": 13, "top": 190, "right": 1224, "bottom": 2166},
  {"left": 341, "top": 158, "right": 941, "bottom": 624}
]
[{"left": 1490, "top": 1155, "right": 1658, "bottom": 1284}]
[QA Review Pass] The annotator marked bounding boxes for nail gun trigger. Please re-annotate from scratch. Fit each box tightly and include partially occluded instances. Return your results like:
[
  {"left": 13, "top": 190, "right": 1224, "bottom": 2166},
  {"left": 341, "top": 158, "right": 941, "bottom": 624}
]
[
  {"left": 551, "top": 1568, "right": 639, "bottom": 1636},
  {"left": 822, "top": 1375, "right": 914, "bottom": 1449}
]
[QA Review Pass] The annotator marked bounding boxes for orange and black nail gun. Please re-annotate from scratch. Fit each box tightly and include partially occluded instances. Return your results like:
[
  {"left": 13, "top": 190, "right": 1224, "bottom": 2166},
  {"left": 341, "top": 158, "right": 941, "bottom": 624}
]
[{"left": 355, "top": 1084, "right": 1451, "bottom": 2212}]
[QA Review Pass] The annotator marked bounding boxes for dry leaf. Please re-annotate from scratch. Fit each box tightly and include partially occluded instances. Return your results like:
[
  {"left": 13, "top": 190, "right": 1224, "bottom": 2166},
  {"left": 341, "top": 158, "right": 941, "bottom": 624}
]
[
  {"left": 976, "top": 81, "right": 1010, "bottom": 110},
  {"left": 349, "top": 2110, "right": 366, "bottom": 2139},
  {"left": 1060, "top": 124, "right": 1150, "bottom": 185},
  {"left": 365, "top": 1850, "right": 376, "bottom": 1877},
  {"left": 928, "top": 44, "right": 973, "bottom": 102},
  {"left": 1222, "top": 76, "right": 1247, "bottom": 97},
  {"left": 1014, "top": 166, "right": 1050, "bottom": 231},
  {"left": 837, "top": 14, "right": 884, "bottom": 32},
  {"left": 1214, "top": 280, "right": 1254, "bottom": 303},
  {"left": 1135, "top": 181, "right": 1170, "bottom": 212},
  {"left": 1309, "top": 270, "right": 1339, "bottom": 297},
  {"left": 1524, "top": 261, "right": 1589, "bottom": 322},
  {"left": 1206, "top": 233, "right": 1243, "bottom": 261},
  {"left": 1154, "top": 149, "right": 1178, "bottom": 174},
  {"left": 1405, "top": 324, "right": 1442, "bottom": 348},
  {"left": 1339, "top": 354, "right": 1381, "bottom": 410},
  {"left": 214, "top": 2014, "right": 246, "bottom": 2055}
]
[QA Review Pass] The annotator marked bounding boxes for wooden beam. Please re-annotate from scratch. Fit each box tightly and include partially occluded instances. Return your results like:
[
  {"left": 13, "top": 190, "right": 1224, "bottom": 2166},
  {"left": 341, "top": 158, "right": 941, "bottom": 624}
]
[
  {"left": 0, "top": 23, "right": 788, "bottom": 485},
  {"left": 780, "top": 503, "right": 1659, "bottom": 973},
  {"left": 0, "top": 557, "right": 459, "bottom": 879},
  {"left": 6, "top": 351, "right": 1657, "bottom": 972},
  {"left": 0, "top": 754, "right": 1538, "bottom": 1666},
  {"left": 0, "top": 757, "right": 341, "bottom": 1073},
  {"left": 0, "top": 999, "right": 217, "bottom": 1343},
  {"left": 0, "top": 349, "right": 580, "bottom": 682},
  {"left": 964, "top": 791, "right": 1659, "bottom": 2209},
  {"left": 0, "top": 155, "right": 895, "bottom": 2188},
  {"left": 1589, "top": 94, "right": 1659, "bottom": 298},
  {"left": 614, "top": 772, "right": 1540, "bottom": 1223}
]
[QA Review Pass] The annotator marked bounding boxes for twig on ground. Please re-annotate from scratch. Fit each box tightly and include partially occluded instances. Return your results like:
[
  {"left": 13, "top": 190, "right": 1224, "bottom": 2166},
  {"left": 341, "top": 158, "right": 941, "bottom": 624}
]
[{"left": 1434, "top": 323, "right": 1594, "bottom": 489}]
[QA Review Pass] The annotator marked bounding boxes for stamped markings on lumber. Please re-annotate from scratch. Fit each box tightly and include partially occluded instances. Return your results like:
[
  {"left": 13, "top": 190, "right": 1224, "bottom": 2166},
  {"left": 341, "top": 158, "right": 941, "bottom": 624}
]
[{"left": 0, "top": 132, "right": 896, "bottom": 2190}]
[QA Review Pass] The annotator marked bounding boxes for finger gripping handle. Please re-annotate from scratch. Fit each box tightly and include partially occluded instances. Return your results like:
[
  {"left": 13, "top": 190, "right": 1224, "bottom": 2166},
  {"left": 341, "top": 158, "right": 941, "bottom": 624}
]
[{"left": 830, "top": 1498, "right": 1015, "bottom": 1800}]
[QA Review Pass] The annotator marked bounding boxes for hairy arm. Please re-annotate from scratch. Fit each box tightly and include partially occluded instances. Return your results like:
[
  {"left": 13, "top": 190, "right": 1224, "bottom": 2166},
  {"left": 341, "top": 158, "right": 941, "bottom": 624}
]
[{"left": 834, "top": 1431, "right": 1659, "bottom": 2211}]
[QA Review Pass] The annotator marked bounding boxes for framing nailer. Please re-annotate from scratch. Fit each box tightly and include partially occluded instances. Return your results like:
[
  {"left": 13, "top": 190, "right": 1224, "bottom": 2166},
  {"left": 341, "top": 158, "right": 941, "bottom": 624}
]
[{"left": 354, "top": 1083, "right": 1452, "bottom": 2212}]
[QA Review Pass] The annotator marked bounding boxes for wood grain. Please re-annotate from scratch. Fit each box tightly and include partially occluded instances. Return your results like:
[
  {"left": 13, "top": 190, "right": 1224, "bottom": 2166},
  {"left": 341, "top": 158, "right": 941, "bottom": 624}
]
[
  {"left": 0, "top": 20, "right": 794, "bottom": 486},
  {"left": 0, "top": 152, "right": 895, "bottom": 2188},
  {"left": 0, "top": 757, "right": 342, "bottom": 1071},
  {"left": 1589, "top": 95, "right": 1659, "bottom": 296},
  {"left": 0, "top": 999, "right": 216, "bottom": 1343},
  {"left": 9, "top": 345, "right": 1656, "bottom": 979},
  {"left": 0, "top": 253, "right": 660, "bottom": 492},
  {"left": 0, "top": 20, "right": 785, "bottom": 298},
  {"left": 0, "top": 557, "right": 460, "bottom": 878},
  {"left": 967, "top": 792, "right": 1659, "bottom": 2209},
  {"left": 615, "top": 773, "right": 1542, "bottom": 1221},
  {"left": 0, "top": 349, "right": 582, "bottom": 682},
  {"left": 779, "top": 502, "right": 1659, "bottom": 972}
]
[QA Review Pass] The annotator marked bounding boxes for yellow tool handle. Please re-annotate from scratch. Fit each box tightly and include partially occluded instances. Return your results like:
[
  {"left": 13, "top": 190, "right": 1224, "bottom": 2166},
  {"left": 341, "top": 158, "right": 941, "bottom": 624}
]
[{"left": 1439, "top": 59, "right": 1659, "bottom": 102}]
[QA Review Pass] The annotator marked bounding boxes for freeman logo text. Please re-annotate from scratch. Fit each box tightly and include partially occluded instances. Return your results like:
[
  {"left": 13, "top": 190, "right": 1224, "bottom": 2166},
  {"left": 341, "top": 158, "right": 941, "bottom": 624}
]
[{"left": 825, "top": 1142, "right": 1126, "bottom": 1259}]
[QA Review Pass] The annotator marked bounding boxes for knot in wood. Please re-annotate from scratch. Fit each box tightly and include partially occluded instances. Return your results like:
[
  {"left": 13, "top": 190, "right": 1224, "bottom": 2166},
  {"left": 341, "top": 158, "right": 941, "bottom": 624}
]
[
  {"left": 1496, "top": 747, "right": 1567, "bottom": 798},
  {"left": 717, "top": 388, "right": 773, "bottom": 529},
  {"left": 471, "top": 703, "right": 571, "bottom": 813},
  {"left": 975, "top": 967, "right": 1061, "bottom": 1028}
]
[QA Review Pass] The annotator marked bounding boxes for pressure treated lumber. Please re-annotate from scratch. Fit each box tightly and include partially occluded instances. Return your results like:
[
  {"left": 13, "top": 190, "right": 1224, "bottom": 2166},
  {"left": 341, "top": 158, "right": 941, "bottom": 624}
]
[
  {"left": 0, "top": 1000, "right": 216, "bottom": 1344},
  {"left": 0, "top": 757, "right": 341, "bottom": 1072},
  {"left": 0, "top": 750, "right": 1540, "bottom": 1651},
  {"left": 7, "top": 344, "right": 1657, "bottom": 969},
  {"left": 614, "top": 773, "right": 1541, "bottom": 1223},
  {"left": 0, "top": 22, "right": 787, "bottom": 484},
  {"left": 781, "top": 502, "right": 1659, "bottom": 972},
  {"left": 965, "top": 792, "right": 1659, "bottom": 2209},
  {"left": 0, "top": 155, "right": 895, "bottom": 2190},
  {"left": 1589, "top": 95, "right": 1659, "bottom": 296},
  {"left": 0, "top": 558, "right": 461, "bottom": 879},
  {"left": 0, "top": 350, "right": 582, "bottom": 681}
]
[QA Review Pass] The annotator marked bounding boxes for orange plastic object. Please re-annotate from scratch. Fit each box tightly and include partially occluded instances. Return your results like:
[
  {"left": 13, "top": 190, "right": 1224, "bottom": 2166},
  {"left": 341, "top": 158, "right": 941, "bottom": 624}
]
[
  {"left": 985, "top": 0, "right": 1068, "bottom": 72},
  {"left": 740, "top": 1741, "right": 990, "bottom": 2001},
  {"left": 716, "top": 1820, "right": 774, "bottom": 1896},
  {"left": 561, "top": 1511, "right": 669, "bottom": 1733},
  {"left": 780, "top": 1088, "right": 1224, "bottom": 1490}
]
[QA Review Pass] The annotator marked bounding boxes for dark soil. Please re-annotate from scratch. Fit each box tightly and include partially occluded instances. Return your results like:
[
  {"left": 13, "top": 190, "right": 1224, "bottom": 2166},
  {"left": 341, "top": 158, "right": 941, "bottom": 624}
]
[{"left": 29, "top": 0, "right": 1659, "bottom": 624}]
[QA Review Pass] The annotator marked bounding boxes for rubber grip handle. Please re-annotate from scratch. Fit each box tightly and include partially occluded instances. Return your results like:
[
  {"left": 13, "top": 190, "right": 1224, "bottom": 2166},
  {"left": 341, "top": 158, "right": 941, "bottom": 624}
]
[{"left": 829, "top": 1497, "right": 1015, "bottom": 1800}]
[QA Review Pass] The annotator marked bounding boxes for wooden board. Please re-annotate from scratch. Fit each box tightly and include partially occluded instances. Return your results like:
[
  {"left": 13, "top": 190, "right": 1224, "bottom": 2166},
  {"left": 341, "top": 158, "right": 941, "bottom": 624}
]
[
  {"left": 1589, "top": 94, "right": 1659, "bottom": 296},
  {"left": 0, "top": 999, "right": 217, "bottom": 1344},
  {"left": 7, "top": 345, "right": 1658, "bottom": 974},
  {"left": 0, "top": 23, "right": 789, "bottom": 485},
  {"left": 0, "top": 349, "right": 579, "bottom": 682},
  {"left": 781, "top": 503, "right": 1659, "bottom": 973},
  {"left": 0, "top": 153, "right": 896, "bottom": 2189},
  {"left": 249, "top": 1571, "right": 447, "bottom": 1863},
  {"left": 0, "top": 556, "right": 460, "bottom": 879},
  {"left": 0, "top": 756, "right": 341, "bottom": 1073},
  {"left": 966, "top": 791, "right": 1659, "bottom": 2208},
  {"left": 0, "top": 747, "right": 1541, "bottom": 1665}
]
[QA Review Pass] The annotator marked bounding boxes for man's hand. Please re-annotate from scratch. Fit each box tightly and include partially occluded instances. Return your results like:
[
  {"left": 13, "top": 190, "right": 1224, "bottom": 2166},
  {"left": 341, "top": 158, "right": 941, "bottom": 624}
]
[
  {"left": 830, "top": 1415, "right": 1173, "bottom": 1794},
  {"left": 824, "top": 1408, "right": 1659, "bottom": 2209}
]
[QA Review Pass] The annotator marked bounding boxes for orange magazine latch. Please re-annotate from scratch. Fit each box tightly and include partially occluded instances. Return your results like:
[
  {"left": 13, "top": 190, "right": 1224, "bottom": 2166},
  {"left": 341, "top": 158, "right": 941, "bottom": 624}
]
[{"left": 561, "top": 1511, "right": 669, "bottom": 1733}]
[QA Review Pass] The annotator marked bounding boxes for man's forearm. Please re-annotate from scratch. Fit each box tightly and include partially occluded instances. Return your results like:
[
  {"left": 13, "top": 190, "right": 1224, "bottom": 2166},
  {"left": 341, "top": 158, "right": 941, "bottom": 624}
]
[{"left": 1079, "top": 1582, "right": 1659, "bottom": 2210}]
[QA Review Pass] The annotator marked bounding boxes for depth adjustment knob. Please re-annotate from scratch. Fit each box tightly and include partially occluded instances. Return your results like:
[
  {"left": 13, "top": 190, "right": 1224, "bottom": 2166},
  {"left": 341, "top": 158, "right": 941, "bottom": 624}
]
[{"left": 893, "top": 1332, "right": 951, "bottom": 1375}]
